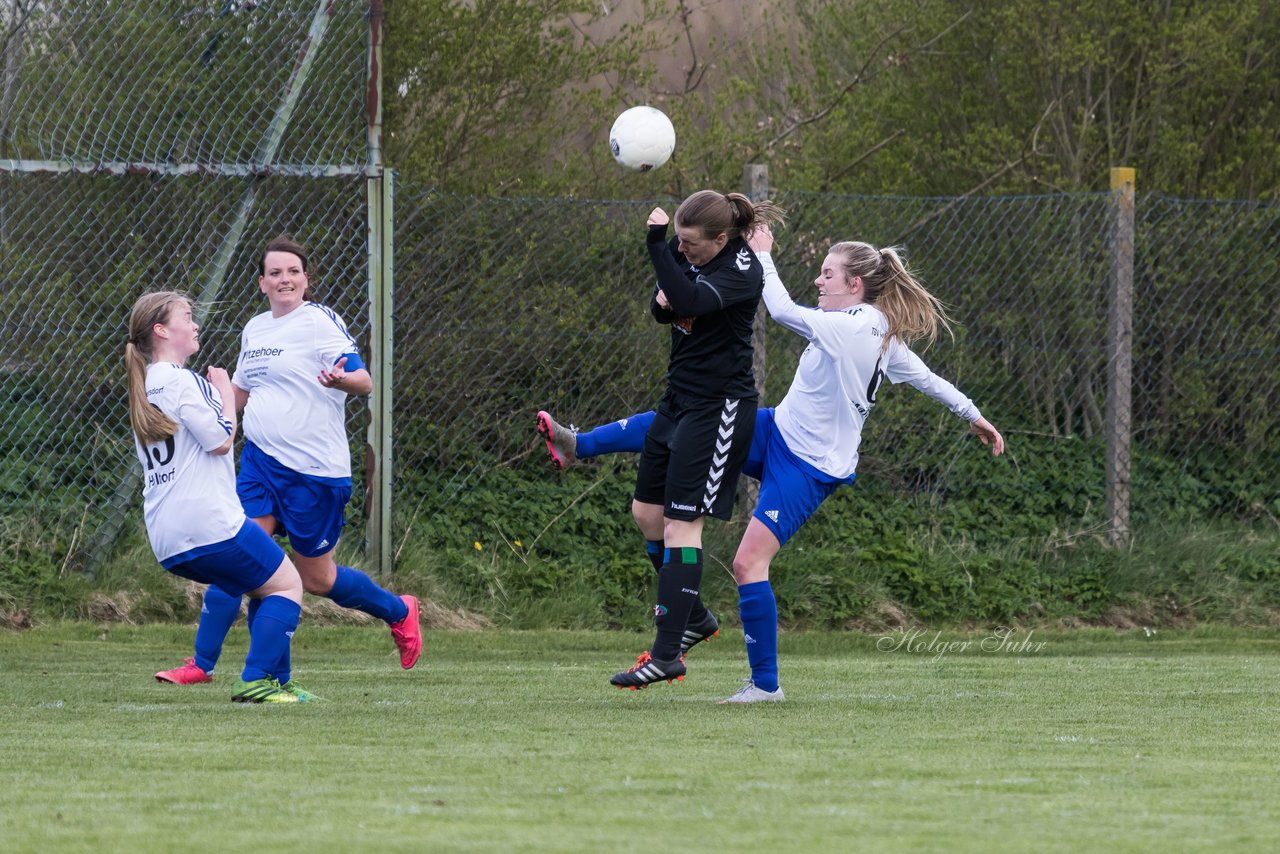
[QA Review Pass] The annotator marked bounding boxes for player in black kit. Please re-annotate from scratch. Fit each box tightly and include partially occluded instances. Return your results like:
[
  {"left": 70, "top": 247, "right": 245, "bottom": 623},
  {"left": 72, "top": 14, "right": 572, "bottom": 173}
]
[{"left": 612, "top": 190, "right": 786, "bottom": 690}]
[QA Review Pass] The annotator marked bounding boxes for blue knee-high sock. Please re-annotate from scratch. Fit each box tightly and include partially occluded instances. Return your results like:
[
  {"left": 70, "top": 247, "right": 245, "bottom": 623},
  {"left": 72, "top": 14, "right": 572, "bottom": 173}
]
[
  {"left": 242, "top": 598, "right": 288, "bottom": 681},
  {"left": 241, "top": 595, "right": 301, "bottom": 683},
  {"left": 327, "top": 565, "right": 407, "bottom": 624},
  {"left": 194, "top": 585, "right": 242, "bottom": 674},
  {"left": 576, "top": 411, "right": 656, "bottom": 458},
  {"left": 738, "top": 580, "right": 779, "bottom": 692}
]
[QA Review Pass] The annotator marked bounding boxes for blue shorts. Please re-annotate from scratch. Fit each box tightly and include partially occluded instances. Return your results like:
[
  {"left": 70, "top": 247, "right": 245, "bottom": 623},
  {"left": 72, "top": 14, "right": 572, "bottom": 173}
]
[
  {"left": 238, "top": 441, "right": 352, "bottom": 558},
  {"left": 745, "top": 409, "right": 855, "bottom": 547},
  {"left": 162, "top": 519, "right": 286, "bottom": 596}
]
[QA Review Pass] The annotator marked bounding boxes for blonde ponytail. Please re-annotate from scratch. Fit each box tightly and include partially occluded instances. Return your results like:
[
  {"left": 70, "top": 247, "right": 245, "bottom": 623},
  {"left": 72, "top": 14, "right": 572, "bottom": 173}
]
[
  {"left": 125, "top": 292, "right": 187, "bottom": 444},
  {"left": 828, "top": 242, "right": 953, "bottom": 349}
]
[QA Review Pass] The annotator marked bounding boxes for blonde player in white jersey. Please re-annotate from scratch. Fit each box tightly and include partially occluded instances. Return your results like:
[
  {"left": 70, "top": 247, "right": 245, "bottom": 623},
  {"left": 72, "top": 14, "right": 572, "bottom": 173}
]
[
  {"left": 537, "top": 227, "right": 1004, "bottom": 702},
  {"left": 154, "top": 237, "right": 421, "bottom": 688},
  {"left": 126, "top": 291, "right": 307, "bottom": 703}
]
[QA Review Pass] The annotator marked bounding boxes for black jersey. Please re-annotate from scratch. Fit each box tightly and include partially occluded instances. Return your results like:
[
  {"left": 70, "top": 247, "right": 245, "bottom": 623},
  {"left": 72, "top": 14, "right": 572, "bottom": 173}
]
[{"left": 646, "top": 225, "right": 763, "bottom": 399}]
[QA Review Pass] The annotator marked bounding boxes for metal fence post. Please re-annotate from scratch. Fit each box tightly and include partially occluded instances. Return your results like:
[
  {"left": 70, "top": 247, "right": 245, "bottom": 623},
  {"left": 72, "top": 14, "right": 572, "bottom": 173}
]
[
  {"left": 743, "top": 163, "right": 769, "bottom": 398},
  {"left": 364, "top": 0, "right": 393, "bottom": 575},
  {"left": 1106, "top": 167, "right": 1135, "bottom": 547},
  {"left": 364, "top": 170, "right": 394, "bottom": 575},
  {"left": 743, "top": 164, "right": 769, "bottom": 510}
]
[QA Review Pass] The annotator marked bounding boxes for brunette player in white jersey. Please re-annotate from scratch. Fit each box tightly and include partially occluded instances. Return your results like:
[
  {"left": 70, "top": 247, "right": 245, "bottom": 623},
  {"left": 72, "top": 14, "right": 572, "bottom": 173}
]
[
  {"left": 542, "top": 226, "right": 1003, "bottom": 701},
  {"left": 126, "top": 291, "right": 307, "bottom": 703},
  {"left": 154, "top": 237, "right": 421, "bottom": 687},
  {"left": 609, "top": 190, "right": 786, "bottom": 690}
]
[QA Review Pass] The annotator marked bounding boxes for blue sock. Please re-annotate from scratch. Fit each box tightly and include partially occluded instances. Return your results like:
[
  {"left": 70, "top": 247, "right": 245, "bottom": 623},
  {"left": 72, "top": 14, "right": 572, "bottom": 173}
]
[
  {"left": 576, "top": 411, "right": 655, "bottom": 458},
  {"left": 274, "top": 620, "right": 292, "bottom": 686},
  {"left": 328, "top": 565, "right": 407, "bottom": 624},
  {"left": 245, "top": 596, "right": 261, "bottom": 632},
  {"left": 738, "top": 580, "right": 779, "bottom": 692},
  {"left": 241, "top": 595, "right": 300, "bottom": 683},
  {"left": 194, "top": 585, "right": 241, "bottom": 674},
  {"left": 645, "top": 539, "right": 664, "bottom": 573},
  {"left": 244, "top": 598, "right": 284, "bottom": 679}
]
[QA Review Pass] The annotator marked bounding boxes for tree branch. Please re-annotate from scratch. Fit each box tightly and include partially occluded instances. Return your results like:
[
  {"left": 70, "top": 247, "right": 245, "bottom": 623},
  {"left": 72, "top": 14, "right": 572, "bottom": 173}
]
[
  {"left": 818, "top": 128, "right": 906, "bottom": 190},
  {"left": 761, "top": 10, "right": 972, "bottom": 153},
  {"left": 889, "top": 101, "right": 1053, "bottom": 245}
]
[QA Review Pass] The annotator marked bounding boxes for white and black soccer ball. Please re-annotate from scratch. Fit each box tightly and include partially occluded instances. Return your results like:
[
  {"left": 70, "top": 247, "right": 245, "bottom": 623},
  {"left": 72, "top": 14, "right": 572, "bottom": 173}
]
[{"left": 609, "top": 106, "right": 676, "bottom": 172}]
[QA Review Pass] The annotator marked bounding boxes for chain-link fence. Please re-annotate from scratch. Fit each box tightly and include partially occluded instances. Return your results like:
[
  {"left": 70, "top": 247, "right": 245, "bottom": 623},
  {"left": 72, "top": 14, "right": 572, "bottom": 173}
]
[
  {"left": 1, "top": 1, "right": 1276, "bottom": 583},
  {"left": 0, "top": 0, "right": 379, "bottom": 572},
  {"left": 392, "top": 186, "right": 1278, "bottom": 542}
]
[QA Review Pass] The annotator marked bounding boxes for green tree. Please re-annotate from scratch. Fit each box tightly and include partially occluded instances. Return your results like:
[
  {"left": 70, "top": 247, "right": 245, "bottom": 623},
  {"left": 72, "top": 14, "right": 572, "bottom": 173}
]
[
  {"left": 836, "top": 0, "right": 1280, "bottom": 198},
  {"left": 384, "top": 0, "right": 656, "bottom": 194},
  {"left": 385, "top": 0, "right": 1280, "bottom": 200}
]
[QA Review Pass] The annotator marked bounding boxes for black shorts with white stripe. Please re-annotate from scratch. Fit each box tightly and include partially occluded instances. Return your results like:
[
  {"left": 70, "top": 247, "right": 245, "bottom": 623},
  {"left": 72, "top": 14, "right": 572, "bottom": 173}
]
[{"left": 634, "top": 388, "right": 758, "bottom": 522}]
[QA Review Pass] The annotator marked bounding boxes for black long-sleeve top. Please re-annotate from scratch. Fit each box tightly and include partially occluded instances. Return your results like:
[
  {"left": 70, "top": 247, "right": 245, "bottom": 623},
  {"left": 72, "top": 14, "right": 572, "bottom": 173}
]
[{"left": 646, "top": 223, "right": 764, "bottom": 399}]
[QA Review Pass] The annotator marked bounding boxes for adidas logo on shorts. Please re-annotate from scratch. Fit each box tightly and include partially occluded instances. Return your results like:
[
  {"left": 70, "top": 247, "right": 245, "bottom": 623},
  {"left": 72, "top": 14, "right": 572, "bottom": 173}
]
[{"left": 765, "top": 510, "right": 779, "bottom": 523}]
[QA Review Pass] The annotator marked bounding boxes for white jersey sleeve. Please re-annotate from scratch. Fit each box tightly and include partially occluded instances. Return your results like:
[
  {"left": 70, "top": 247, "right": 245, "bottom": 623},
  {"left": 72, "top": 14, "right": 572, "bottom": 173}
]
[
  {"left": 759, "top": 252, "right": 981, "bottom": 479},
  {"left": 883, "top": 338, "right": 982, "bottom": 422},
  {"left": 136, "top": 363, "right": 245, "bottom": 563},
  {"left": 233, "top": 302, "right": 360, "bottom": 479}
]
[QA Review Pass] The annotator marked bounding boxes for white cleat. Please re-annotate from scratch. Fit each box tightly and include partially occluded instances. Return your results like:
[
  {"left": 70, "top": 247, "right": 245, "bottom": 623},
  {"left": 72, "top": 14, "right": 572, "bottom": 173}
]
[{"left": 717, "top": 679, "right": 785, "bottom": 704}]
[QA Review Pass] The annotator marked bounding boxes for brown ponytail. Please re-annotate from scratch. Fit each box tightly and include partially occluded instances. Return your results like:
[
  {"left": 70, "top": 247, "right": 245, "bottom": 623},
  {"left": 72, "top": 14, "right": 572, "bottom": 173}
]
[{"left": 675, "top": 189, "right": 786, "bottom": 241}]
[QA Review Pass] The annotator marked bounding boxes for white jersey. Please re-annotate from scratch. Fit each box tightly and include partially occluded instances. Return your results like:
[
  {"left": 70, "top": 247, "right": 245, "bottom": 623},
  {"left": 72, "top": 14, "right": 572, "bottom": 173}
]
[
  {"left": 759, "top": 253, "right": 980, "bottom": 479},
  {"left": 136, "top": 362, "right": 244, "bottom": 563},
  {"left": 233, "top": 302, "right": 360, "bottom": 479}
]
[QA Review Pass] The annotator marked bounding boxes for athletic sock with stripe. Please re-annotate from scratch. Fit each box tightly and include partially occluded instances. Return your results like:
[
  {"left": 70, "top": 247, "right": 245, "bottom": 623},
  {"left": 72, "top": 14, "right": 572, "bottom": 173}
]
[{"left": 651, "top": 546, "right": 703, "bottom": 661}]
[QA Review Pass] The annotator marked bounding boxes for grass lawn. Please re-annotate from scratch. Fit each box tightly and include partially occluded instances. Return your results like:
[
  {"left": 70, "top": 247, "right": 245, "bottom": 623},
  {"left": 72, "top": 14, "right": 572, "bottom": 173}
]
[{"left": 2, "top": 623, "right": 1279, "bottom": 852}]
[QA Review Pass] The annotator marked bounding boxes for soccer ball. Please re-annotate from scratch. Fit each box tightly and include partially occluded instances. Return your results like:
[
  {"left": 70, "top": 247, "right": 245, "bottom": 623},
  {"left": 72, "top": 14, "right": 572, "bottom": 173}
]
[{"left": 609, "top": 106, "right": 676, "bottom": 172}]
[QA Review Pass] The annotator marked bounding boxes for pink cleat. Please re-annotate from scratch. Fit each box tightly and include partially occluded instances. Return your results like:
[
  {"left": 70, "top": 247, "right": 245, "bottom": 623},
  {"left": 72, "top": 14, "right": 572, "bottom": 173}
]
[
  {"left": 390, "top": 595, "right": 423, "bottom": 669},
  {"left": 536, "top": 410, "right": 577, "bottom": 470},
  {"left": 155, "top": 657, "right": 213, "bottom": 685}
]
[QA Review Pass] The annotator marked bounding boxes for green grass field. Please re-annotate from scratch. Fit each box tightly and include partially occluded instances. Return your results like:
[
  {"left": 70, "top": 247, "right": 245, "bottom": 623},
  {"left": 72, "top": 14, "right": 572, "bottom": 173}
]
[{"left": 2, "top": 624, "right": 1279, "bottom": 852}]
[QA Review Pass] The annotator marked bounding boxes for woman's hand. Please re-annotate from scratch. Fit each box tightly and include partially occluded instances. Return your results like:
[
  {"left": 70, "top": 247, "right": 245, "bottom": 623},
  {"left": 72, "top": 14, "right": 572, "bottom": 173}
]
[
  {"left": 748, "top": 224, "right": 774, "bottom": 254},
  {"left": 647, "top": 207, "right": 670, "bottom": 227},
  {"left": 319, "top": 358, "right": 373, "bottom": 395},
  {"left": 205, "top": 366, "right": 233, "bottom": 399},
  {"left": 318, "top": 356, "right": 351, "bottom": 389},
  {"left": 969, "top": 417, "right": 1005, "bottom": 456}
]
